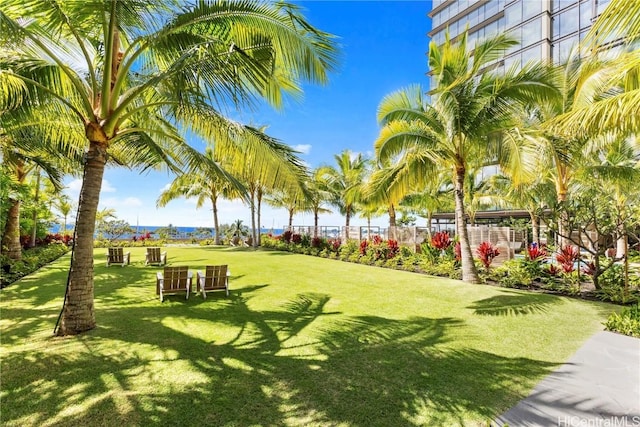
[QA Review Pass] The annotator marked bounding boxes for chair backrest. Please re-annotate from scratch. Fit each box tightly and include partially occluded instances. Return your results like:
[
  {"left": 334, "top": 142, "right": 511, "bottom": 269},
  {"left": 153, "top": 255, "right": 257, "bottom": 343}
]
[
  {"left": 202, "top": 265, "right": 228, "bottom": 290},
  {"left": 147, "top": 247, "right": 161, "bottom": 262},
  {"left": 163, "top": 266, "right": 190, "bottom": 292},
  {"left": 108, "top": 247, "right": 124, "bottom": 263}
]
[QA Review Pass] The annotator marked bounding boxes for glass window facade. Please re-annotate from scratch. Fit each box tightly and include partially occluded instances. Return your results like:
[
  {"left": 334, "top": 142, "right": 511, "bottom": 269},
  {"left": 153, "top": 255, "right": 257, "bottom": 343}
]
[{"left": 430, "top": 0, "right": 598, "bottom": 78}]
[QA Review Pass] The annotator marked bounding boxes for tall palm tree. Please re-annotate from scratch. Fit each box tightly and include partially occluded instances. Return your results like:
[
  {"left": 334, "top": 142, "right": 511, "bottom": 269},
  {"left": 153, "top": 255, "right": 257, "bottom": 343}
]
[
  {"left": 306, "top": 168, "right": 333, "bottom": 237},
  {"left": 375, "top": 32, "right": 557, "bottom": 283},
  {"left": 0, "top": 1, "right": 337, "bottom": 335},
  {"left": 552, "top": 0, "right": 640, "bottom": 137},
  {"left": 157, "top": 148, "right": 243, "bottom": 245},
  {"left": 317, "top": 150, "right": 368, "bottom": 236},
  {"left": 226, "top": 127, "right": 308, "bottom": 247}
]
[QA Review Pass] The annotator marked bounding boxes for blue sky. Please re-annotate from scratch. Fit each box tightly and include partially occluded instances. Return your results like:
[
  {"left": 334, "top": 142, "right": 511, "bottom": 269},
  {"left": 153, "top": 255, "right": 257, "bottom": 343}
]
[{"left": 63, "top": 1, "right": 433, "bottom": 229}]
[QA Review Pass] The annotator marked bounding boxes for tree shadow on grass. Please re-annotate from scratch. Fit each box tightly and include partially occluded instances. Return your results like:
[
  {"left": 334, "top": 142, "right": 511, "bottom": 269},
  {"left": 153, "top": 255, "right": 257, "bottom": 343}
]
[
  {"left": 468, "top": 290, "right": 563, "bottom": 316},
  {"left": 2, "top": 287, "right": 561, "bottom": 427}
]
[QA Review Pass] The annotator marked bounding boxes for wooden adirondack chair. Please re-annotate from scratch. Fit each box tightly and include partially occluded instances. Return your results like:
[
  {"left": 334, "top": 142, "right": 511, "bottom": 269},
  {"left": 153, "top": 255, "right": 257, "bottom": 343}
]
[
  {"left": 145, "top": 247, "right": 167, "bottom": 266},
  {"left": 196, "top": 265, "right": 230, "bottom": 298},
  {"left": 106, "top": 247, "right": 130, "bottom": 267},
  {"left": 156, "top": 266, "right": 192, "bottom": 302}
]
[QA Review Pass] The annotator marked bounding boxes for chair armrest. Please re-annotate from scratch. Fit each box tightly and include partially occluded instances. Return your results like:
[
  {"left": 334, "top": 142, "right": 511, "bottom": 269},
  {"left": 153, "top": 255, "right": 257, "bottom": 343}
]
[{"left": 125, "top": 252, "right": 131, "bottom": 265}]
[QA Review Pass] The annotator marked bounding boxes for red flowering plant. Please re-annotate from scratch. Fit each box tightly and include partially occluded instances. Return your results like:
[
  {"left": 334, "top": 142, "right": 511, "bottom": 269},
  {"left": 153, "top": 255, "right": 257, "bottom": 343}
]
[
  {"left": 386, "top": 239, "right": 399, "bottom": 259},
  {"left": 359, "top": 239, "right": 369, "bottom": 256},
  {"left": 282, "top": 230, "right": 293, "bottom": 244},
  {"left": 527, "top": 243, "right": 547, "bottom": 261},
  {"left": 454, "top": 242, "right": 461, "bottom": 262},
  {"left": 291, "top": 233, "right": 302, "bottom": 245},
  {"left": 556, "top": 245, "right": 579, "bottom": 273},
  {"left": 328, "top": 238, "right": 341, "bottom": 252},
  {"left": 311, "top": 236, "right": 325, "bottom": 249},
  {"left": 431, "top": 231, "right": 452, "bottom": 250},
  {"left": 581, "top": 261, "right": 597, "bottom": 276},
  {"left": 476, "top": 241, "right": 500, "bottom": 270}
]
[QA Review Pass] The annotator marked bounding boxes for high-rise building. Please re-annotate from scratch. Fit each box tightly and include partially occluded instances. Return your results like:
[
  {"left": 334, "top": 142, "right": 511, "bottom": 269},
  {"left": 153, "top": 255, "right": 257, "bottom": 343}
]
[{"left": 428, "top": 0, "right": 612, "bottom": 89}]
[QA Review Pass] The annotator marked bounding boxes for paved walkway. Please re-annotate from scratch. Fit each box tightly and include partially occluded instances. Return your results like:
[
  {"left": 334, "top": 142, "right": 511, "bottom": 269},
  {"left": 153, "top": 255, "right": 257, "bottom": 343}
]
[{"left": 496, "top": 331, "right": 640, "bottom": 427}]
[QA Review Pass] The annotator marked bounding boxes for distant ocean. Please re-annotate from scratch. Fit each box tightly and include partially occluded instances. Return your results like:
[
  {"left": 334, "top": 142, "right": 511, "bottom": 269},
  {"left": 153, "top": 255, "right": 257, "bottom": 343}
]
[{"left": 49, "top": 224, "right": 285, "bottom": 239}]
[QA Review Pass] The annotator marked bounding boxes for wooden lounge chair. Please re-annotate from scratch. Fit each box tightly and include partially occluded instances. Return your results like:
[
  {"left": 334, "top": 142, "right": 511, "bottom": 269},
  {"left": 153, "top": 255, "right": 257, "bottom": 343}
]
[
  {"left": 196, "top": 265, "right": 230, "bottom": 298},
  {"left": 156, "top": 266, "right": 192, "bottom": 302},
  {"left": 145, "top": 247, "right": 167, "bottom": 266},
  {"left": 106, "top": 247, "right": 130, "bottom": 267}
]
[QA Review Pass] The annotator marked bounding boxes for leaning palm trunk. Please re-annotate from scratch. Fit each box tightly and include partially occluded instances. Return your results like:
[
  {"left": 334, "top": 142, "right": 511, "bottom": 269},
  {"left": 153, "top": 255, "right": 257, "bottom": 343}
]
[
  {"left": 454, "top": 167, "right": 479, "bottom": 283},
  {"left": 211, "top": 196, "right": 221, "bottom": 246},
  {"left": 2, "top": 199, "right": 22, "bottom": 260},
  {"left": 57, "top": 141, "right": 106, "bottom": 335}
]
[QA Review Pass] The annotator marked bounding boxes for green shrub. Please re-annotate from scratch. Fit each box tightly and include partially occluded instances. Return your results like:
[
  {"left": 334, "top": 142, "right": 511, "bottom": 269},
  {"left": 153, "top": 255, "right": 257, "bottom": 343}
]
[
  {"left": 604, "top": 304, "right": 640, "bottom": 337},
  {"left": 494, "top": 259, "right": 535, "bottom": 288},
  {"left": 1, "top": 243, "right": 69, "bottom": 287},
  {"left": 596, "top": 264, "right": 640, "bottom": 303}
]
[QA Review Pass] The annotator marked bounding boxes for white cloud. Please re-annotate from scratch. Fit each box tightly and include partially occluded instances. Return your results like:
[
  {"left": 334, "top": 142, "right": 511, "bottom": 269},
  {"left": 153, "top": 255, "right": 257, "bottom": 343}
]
[
  {"left": 292, "top": 144, "right": 312, "bottom": 155},
  {"left": 101, "top": 196, "right": 142, "bottom": 208},
  {"left": 66, "top": 178, "right": 115, "bottom": 195},
  {"left": 102, "top": 180, "right": 116, "bottom": 192},
  {"left": 160, "top": 183, "right": 171, "bottom": 192},
  {"left": 122, "top": 197, "right": 143, "bottom": 207}
]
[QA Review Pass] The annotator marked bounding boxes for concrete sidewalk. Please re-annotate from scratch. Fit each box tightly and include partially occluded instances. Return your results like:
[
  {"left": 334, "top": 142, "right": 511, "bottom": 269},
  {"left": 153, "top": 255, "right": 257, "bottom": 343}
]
[{"left": 496, "top": 331, "right": 640, "bottom": 427}]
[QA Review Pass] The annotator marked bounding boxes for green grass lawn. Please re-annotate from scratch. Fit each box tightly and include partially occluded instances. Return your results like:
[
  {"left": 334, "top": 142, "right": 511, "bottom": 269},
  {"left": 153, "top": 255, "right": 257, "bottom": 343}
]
[{"left": 0, "top": 246, "right": 616, "bottom": 426}]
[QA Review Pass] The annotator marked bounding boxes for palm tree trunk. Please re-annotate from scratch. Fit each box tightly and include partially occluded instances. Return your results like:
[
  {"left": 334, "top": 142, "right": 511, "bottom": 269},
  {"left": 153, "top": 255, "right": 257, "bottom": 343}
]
[
  {"left": 30, "top": 169, "right": 41, "bottom": 248},
  {"left": 2, "top": 198, "right": 22, "bottom": 260},
  {"left": 256, "top": 188, "right": 262, "bottom": 247},
  {"left": 615, "top": 225, "right": 626, "bottom": 258},
  {"left": 530, "top": 212, "right": 540, "bottom": 245},
  {"left": 313, "top": 208, "right": 319, "bottom": 238},
  {"left": 57, "top": 140, "right": 106, "bottom": 335},
  {"left": 344, "top": 205, "right": 351, "bottom": 241},
  {"left": 389, "top": 203, "right": 396, "bottom": 240},
  {"left": 454, "top": 166, "right": 479, "bottom": 283},
  {"left": 211, "top": 195, "right": 220, "bottom": 245}
]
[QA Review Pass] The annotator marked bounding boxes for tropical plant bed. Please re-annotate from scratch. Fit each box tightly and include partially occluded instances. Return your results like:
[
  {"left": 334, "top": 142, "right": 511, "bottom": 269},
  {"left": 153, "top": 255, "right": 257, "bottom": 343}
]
[
  {"left": 261, "top": 234, "right": 640, "bottom": 305},
  {"left": 0, "top": 246, "right": 619, "bottom": 426}
]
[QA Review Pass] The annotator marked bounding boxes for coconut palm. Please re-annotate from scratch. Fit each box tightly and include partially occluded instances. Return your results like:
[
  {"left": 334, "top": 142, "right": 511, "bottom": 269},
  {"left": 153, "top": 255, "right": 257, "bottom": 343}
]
[
  {"left": 0, "top": 129, "right": 69, "bottom": 259},
  {"left": 226, "top": 127, "right": 309, "bottom": 247},
  {"left": 157, "top": 148, "right": 243, "bottom": 245},
  {"left": 375, "top": 32, "right": 557, "bottom": 283},
  {"left": 317, "top": 150, "right": 368, "bottom": 235},
  {"left": 0, "top": 1, "right": 337, "bottom": 334},
  {"left": 54, "top": 194, "right": 74, "bottom": 235},
  {"left": 553, "top": 0, "right": 640, "bottom": 136}
]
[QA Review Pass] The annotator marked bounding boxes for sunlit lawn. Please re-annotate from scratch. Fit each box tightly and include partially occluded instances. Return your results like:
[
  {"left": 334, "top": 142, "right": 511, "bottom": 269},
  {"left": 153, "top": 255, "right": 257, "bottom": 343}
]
[{"left": 0, "top": 246, "right": 616, "bottom": 426}]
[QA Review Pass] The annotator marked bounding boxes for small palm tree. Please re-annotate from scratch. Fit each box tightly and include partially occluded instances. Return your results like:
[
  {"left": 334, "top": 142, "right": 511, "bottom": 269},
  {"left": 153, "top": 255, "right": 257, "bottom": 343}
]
[
  {"left": 157, "top": 148, "right": 243, "bottom": 245},
  {"left": 228, "top": 219, "right": 249, "bottom": 245},
  {"left": 375, "top": 32, "right": 557, "bottom": 283},
  {"left": 317, "top": 150, "right": 368, "bottom": 234}
]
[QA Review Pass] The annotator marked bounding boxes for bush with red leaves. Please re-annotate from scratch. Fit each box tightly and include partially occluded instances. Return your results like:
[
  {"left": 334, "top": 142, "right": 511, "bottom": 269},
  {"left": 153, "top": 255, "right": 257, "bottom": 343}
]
[
  {"left": 476, "top": 241, "right": 500, "bottom": 269},
  {"left": 527, "top": 243, "right": 547, "bottom": 261},
  {"left": 556, "top": 245, "right": 579, "bottom": 273},
  {"left": 431, "top": 231, "right": 452, "bottom": 250}
]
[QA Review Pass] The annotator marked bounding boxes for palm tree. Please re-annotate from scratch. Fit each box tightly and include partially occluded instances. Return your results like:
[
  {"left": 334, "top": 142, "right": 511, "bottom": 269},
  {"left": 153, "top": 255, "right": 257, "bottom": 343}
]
[
  {"left": 54, "top": 195, "right": 74, "bottom": 235},
  {"left": 157, "top": 148, "right": 243, "bottom": 245},
  {"left": 265, "top": 188, "right": 304, "bottom": 229},
  {"left": 0, "top": 130, "right": 68, "bottom": 259},
  {"left": 0, "top": 1, "right": 337, "bottom": 335},
  {"left": 317, "top": 150, "right": 368, "bottom": 236},
  {"left": 553, "top": 0, "right": 640, "bottom": 136},
  {"left": 227, "top": 128, "right": 308, "bottom": 247},
  {"left": 375, "top": 32, "right": 557, "bottom": 283},
  {"left": 305, "top": 168, "right": 333, "bottom": 237}
]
